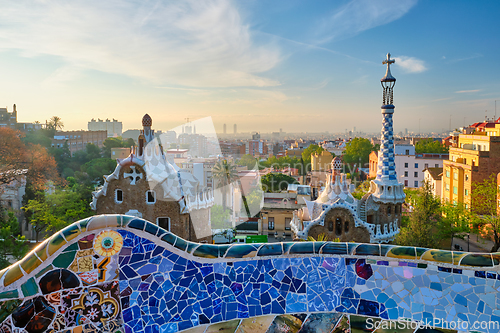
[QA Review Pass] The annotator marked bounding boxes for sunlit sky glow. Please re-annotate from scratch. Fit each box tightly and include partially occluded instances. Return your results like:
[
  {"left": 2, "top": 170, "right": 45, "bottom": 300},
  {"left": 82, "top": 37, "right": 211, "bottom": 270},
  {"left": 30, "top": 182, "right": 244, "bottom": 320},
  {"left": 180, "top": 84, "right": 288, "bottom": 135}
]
[{"left": 0, "top": 0, "right": 499, "bottom": 134}]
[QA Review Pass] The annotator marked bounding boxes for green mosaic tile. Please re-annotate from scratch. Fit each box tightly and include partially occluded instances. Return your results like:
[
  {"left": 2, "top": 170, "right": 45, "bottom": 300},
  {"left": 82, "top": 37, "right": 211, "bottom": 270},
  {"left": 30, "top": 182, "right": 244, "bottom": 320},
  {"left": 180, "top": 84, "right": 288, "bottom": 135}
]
[
  {"left": 19, "top": 252, "right": 43, "bottom": 275},
  {"left": 0, "top": 299, "right": 21, "bottom": 322},
  {"left": 144, "top": 221, "right": 159, "bottom": 236},
  {"left": 351, "top": 314, "right": 380, "bottom": 332},
  {"left": 21, "top": 277, "right": 39, "bottom": 297},
  {"left": 3, "top": 264, "right": 23, "bottom": 287},
  {"left": 386, "top": 246, "right": 416, "bottom": 259},
  {"left": 354, "top": 244, "right": 380, "bottom": 256},
  {"left": 35, "top": 264, "right": 53, "bottom": 279},
  {"left": 61, "top": 223, "right": 81, "bottom": 242},
  {"left": 161, "top": 233, "right": 177, "bottom": 246},
  {"left": 78, "top": 217, "right": 90, "bottom": 232},
  {"left": 257, "top": 244, "right": 283, "bottom": 256},
  {"left": 421, "top": 250, "right": 453, "bottom": 264},
  {"left": 53, "top": 250, "right": 77, "bottom": 269},
  {"left": 174, "top": 238, "right": 187, "bottom": 251},
  {"left": 373, "top": 320, "right": 416, "bottom": 332},
  {"left": 321, "top": 242, "right": 348, "bottom": 255},
  {"left": 282, "top": 242, "right": 295, "bottom": 254},
  {"left": 417, "top": 263, "right": 428, "bottom": 269},
  {"left": 380, "top": 244, "right": 395, "bottom": 256},
  {"left": 459, "top": 254, "right": 494, "bottom": 267},
  {"left": 367, "top": 259, "right": 377, "bottom": 264},
  {"left": 224, "top": 244, "right": 258, "bottom": 259},
  {"left": 415, "top": 247, "right": 428, "bottom": 257},
  {"left": 218, "top": 245, "right": 230, "bottom": 258},
  {"left": 186, "top": 242, "right": 198, "bottom": 253},
  {"left": 63, "top": 242, "right": 79, "bottom": 253},
  {"left": 47, "top": 233, "right": 67, "bottom": 256},
  {"left": 452, "top": 252, "right": 467, "bottom": 265},
  {"left": 491, "top": 253, "right": 500, "bottom": 266},
  {"left": 193, "top": 245, "right": 218, "bottom": 258},
  {"left": 313, "top": 242, "right": 326, "bottom": 253},
  {"left": 0, "top": 289, "right": 19, "bottom": 300},
  {"left": 289, "top": 242, "right": 314, "bottom": 254}
]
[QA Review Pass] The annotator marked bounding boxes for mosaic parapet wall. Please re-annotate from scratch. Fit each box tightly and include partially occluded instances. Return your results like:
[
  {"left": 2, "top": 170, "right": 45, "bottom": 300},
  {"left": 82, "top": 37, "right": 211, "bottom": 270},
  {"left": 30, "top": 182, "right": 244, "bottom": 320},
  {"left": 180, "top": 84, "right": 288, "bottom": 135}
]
[{"left": 0, "top": 216, "right": 500, "bottom": 333}]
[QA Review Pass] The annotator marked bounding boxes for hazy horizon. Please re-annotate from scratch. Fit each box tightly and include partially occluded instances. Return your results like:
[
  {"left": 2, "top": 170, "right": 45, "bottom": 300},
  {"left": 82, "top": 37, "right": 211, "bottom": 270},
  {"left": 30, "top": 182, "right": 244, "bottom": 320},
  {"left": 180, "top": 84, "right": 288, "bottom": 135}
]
[{"left": 0, "top": 0, "right": 499, "bottom": 134}]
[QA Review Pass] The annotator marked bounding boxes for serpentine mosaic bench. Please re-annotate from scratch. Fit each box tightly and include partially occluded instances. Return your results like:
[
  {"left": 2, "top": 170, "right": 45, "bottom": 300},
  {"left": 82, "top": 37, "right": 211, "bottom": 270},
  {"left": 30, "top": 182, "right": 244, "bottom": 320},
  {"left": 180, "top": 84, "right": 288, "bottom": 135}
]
[{"left": 1, "top": 215, "right": 499, "bottom": 333}]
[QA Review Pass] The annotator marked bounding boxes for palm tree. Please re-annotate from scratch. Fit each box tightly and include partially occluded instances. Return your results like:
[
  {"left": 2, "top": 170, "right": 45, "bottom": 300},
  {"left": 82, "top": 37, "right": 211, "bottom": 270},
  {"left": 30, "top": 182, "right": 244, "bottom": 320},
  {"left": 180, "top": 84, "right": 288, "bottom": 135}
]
[
  {"left": 48, "top": 116, "right": 64, "bottom": 130},
  {"left": 212, "top": 160, "right": 251, "bottom": 217}
]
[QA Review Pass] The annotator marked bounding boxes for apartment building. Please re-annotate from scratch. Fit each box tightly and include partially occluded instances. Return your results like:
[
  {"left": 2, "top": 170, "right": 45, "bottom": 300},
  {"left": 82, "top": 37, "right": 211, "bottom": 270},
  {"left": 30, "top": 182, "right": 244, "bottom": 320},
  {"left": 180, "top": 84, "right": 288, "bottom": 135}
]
[{"left": 51, "top": 130, "right": 107, "bottom": 155}]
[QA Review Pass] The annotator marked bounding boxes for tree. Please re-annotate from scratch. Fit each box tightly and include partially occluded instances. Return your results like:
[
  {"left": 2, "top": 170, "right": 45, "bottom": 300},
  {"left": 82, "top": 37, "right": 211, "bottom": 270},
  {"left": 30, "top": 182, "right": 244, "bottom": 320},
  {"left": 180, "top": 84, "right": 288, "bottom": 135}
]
[
  {"left": 0, "top": 127, "right": 27, "bottom": 186},
  {"left": 470, "top": 174, "right": 500, "bottom": 252},
  {"left": 301, "top": 144, "right": 324, "bottom": 171},
  {"left": 342, "top": 138, "right": 374, "bottom": 166},
  {"left": 212, "top": 160, "right": 239, "bottom": 211},
  {"left": 261, "top": 173, "right": 298, "bottom": 193},
  {"left": 237, "top": 154, "right": 260, "bottom": 170},
  {"left": 415, "top": 138, "right": 448, "bottom": 154},
  {"left": 210, "top": 204, "right": 231, "bottom": 229},
  {"left": 47, "top": 116, "right": 64, "bottom": 130},
  {"left": 0, "top": 207, "right": 28, "bottom": 269},
  {"left": 352, "top": 180, "right": 371, "bottom": 200},
  {"left": 24, "top": 189, "right": 92, "bottom": 241},
  {"left": 396, "top": 181, "right": 441, "bottom": 248},
  {"left": 438, "top": 202, "right": 471, "bottom": 250}
]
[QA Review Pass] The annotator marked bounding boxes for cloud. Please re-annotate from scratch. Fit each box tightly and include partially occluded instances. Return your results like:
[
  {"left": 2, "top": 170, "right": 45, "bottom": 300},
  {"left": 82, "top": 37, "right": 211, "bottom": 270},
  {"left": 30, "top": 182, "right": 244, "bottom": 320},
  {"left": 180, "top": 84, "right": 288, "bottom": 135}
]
[
  {"left": 393, "top": 56, "right": 427, "bottom": 73},
  {"left": 455, "top": 89, "right": 481, "bottom": 94},
  {"left": 0, "top": 0, "right": 281, "bottom": 88},
  {"left": 315, "top": 0, "right": 417, "bottom": 44}
]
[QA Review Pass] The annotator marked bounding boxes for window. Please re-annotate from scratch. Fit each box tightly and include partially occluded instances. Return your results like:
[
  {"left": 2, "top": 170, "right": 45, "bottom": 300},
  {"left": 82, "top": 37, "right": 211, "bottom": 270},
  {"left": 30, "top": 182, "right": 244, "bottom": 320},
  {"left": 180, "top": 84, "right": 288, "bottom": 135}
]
[
  {"left": 453, "top": 186, "right": 458, "bottom": 194},
  {"left": 465, "top": 189, "right": 469, "bottom": 196},
  {"left": 453, "top": 173, "right": 458, "bottom": 180},
  {"left": 268, "top": 217, "right": 274, "bottom": 230},
  {"left": 115, "top": 189, "right": 123, "bottom": 203},
  {"left": 146, "top": 190, "right": 156, "bottom": 204},
  {"left": 435, "top": 164, "right": 439, "bottom": 168},
  {"left": 445, "top": 183, "right": 449, "bottom": 191},
  {"left": 404, "top": 180, "right": 408, "bottom": 187},
  {"left": 414, "top": 172, "right": 418, "bottom": 177},
  {"left": 405, "top": 149, "right": 409, "bottom": 155},
  {"left": 387, "top": 206, "right": 391, "bottom": 215},
  {"left": 404, "top": 163, "right": 408, "bottom": 168},
  {"left": 465, "top": 175, "right": 469, "bottom": 181},
  {"left": 414, "top": 163, "right": 418, "bottom": 168},
  {"left": 414, "top": 180, "right": 418, "bottom": 187},
  {"left": 335, "top": 218, "right": 342, "bottom": 236},
  {"left": 285, "top": 218, "right": 291, "bottom": 231},
  {"left": 404, "top": 171, "right": 408, "bottom": 177},
  {"left": 446, "top": 170, "right": 450, "bottom": 178},
  {"left": 157, "top": 217, "right": 170, "bottom": 231}
]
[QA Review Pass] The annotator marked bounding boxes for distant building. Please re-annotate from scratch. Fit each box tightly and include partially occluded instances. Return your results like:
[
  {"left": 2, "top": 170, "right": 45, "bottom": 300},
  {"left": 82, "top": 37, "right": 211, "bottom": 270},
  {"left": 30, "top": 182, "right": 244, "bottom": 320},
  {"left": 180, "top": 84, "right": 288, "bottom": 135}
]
[
  {"left": 111, "top": 147, "right": 131, "bottom": 160},
  {"left": 369, "top": 144, "right": 448, "bottom": 188},
  {"left": 442, "top": 119, "right": 500, "bottom": 208},
  {"left": 0, "top": 104, "right": 17, "bottom": 128},
  {"left": 51, "top": 130, "right": 107, "bottom": 155},
  {"left": 88, "top": 118, "right": 122, "bottom": 137},
  {"left": 311, "top": 150, "right": 333, "bottom": 171},
  {"left": 424, "top": 167, "right": 443, "bottom": 197}
]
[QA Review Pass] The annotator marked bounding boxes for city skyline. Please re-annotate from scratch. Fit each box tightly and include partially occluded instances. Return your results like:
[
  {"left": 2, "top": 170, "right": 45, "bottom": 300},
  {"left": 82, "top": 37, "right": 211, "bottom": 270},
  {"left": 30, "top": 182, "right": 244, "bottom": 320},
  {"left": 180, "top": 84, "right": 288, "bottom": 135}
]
[{"left": 0, "top": 0, "right": 499, "bottom": 134}]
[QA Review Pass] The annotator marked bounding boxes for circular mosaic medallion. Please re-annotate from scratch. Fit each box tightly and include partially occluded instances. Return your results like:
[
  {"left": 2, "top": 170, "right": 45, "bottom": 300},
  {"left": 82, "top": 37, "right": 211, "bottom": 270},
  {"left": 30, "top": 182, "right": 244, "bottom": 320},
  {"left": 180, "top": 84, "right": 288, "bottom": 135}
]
[{"left": 93, "top": 230, "right": 123, "bottom": 257}]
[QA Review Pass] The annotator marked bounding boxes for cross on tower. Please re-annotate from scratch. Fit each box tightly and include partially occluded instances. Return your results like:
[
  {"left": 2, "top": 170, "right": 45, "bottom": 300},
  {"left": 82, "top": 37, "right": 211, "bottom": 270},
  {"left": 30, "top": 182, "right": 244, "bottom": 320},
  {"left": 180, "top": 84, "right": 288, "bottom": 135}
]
[{"left": 382, "top": 53, "right": 395, "bottom": 68}]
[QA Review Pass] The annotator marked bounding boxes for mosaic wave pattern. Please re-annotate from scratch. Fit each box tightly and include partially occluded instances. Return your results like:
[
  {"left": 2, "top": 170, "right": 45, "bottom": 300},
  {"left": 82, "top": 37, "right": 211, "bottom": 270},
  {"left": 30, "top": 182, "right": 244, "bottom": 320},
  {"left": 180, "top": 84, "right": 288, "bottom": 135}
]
[{"left": 0, "top": 215, "right": 500, "bottom": 333}]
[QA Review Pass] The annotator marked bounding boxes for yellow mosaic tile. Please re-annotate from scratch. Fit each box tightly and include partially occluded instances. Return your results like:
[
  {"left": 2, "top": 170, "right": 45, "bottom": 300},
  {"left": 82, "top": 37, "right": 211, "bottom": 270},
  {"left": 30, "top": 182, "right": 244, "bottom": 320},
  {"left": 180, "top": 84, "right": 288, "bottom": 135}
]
[
  {"left": 19, "top": 253, "right": 43, "bottom": 275},
  {"left": 77, "top": 257, "right": 93, "bottom": 272},
  {"left": 93, "top": 230, "right": 123, "bottom": 257},
  {"left": 68, "top": 258, "right": 79, "bottom": 273},
  {"left": 3, "top": 264, "right": 23, "bottom": 287},
  {"left": 181, "top": 326, "right": 207, "bottom": 333},
  {"left": 452, "top": 252, "right": 467, "bottom": 265},
  {"left": 34, "top": 239, "right": 50, "bottom": 262},
  {"left": 47, "top": 234, "right": 68, "bottom": 257},
  {"left": 236, "top": 316, "right": 276, "bottom": 333},
  {"left": 206, "top": 319, "right": 241, "bottom": 333},
  {"left": 0, "top": 267, "right": 8, "bottom": 283},
  {"left": 61, "top": 223, "right": 81, "bottom": 242},
  {"left": 386, "top": 247, "right": 416, "bottom": 260},
  {"left": 421, "top": 250, "right": 453, "bottom": 264},
  {"left": 76, "top": 249, "right": 95, "bottom": 258}
]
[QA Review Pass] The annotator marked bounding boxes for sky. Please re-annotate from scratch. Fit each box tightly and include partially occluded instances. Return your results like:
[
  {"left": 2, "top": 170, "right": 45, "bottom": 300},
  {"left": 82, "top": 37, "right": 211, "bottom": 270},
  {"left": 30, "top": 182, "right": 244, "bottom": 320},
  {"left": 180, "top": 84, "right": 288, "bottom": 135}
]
[{"left": 0, "top": 0, "right": 499, "bottom": 135}]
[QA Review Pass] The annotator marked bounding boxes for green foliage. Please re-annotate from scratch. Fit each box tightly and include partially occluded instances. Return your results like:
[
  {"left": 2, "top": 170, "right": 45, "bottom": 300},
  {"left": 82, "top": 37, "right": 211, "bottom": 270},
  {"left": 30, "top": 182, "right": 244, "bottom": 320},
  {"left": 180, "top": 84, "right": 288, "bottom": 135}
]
[
  {"left": 210, "top": 205, "right": 232, "bottom": 229},
  {"left": 101, "top": 137, "right": 134, "bottom": 158},
  {"left": 22, "top": 128, "right": 53, "bottom": 148},
  {"left": 301, "top": 144, "right": 324, "bottom": 167},
  {"left": 237, "top": 154, "right": 260, "bottom": 170},
  {"left": 305, "top": 233, "right": 340, "bottom": 242},
  {"left": 415, "top": 138, "right": 448, "bottom": 154},
  {"left": 0, "top": 208, "right": 28, "bottom": 269},
  {"left": 470, "top": 174, "right": 500, "bottom": 251},
  {"left": 241, "top": 189, "right": 263, "bottom": 218},
  {"left": 342, "top": 138, "right": 374, "bottom": 166},
  {"left": 396, "top": 181, "right": 442, "bottom": 248},
  {"left": 438, "top": 202, "right": 471, "bottom": 247},
  {"left": 261, "top": 173, "right": 298, "bottom": 193},
  {"left": 24, "top": 189, "right": 93, "bottom": 241},
  {"left": 80, "top": 158, "right": 116, "bottom": 185},
  {"left": 212, "top": 160, "right": 238, "bottom": 210},
  {"left": 352, "top": 180, "right": 371, "bottom": 200}
]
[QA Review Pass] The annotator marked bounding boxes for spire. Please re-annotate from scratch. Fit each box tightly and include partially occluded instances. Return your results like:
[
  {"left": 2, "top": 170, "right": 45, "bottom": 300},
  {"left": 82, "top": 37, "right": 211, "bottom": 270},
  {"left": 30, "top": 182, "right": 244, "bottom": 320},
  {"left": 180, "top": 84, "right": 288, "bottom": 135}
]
[{"left": 381, "top": 53, "right": 396, "bottom": 106}]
